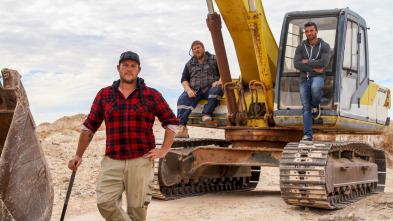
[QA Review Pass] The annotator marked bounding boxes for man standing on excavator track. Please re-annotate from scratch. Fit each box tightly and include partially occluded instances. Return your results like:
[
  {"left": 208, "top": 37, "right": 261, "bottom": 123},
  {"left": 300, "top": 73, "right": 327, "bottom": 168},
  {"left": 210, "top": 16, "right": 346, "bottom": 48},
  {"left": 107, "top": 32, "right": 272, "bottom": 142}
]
[
  {"left": 68, "top": 51, "right": 179, "bottom": 221},
  {"left": 175, "top": 40, "right": 223, "bottom": 138},
  {"left": 294, "top": 22, "right": 331, "bottom": 141}
]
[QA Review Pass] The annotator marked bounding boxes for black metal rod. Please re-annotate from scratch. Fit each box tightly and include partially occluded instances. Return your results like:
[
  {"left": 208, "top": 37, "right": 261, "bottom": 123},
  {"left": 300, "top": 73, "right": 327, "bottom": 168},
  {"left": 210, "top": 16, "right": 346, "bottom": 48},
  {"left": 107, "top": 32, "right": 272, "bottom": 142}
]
[{"left": 60, "top": 170, "right": 76, "bottom": 221}]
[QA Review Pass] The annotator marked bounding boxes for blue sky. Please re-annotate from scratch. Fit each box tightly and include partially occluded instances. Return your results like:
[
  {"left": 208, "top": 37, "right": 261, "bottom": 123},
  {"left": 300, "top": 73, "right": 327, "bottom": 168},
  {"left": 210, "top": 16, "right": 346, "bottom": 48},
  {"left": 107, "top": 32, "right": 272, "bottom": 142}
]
[{"left": 0, "top": 0, "right": 392, "bottom": 124}]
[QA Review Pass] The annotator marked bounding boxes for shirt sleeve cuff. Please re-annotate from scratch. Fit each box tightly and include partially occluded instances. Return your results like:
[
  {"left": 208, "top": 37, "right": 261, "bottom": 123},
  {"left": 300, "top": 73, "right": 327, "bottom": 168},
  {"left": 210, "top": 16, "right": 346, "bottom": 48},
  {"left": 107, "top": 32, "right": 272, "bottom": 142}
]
[
  {"left": 167, "top": 124, "right": 179, "bottom": 133},
  {"left": 81, "top": 124, "right": 92, "bottom": 131}
]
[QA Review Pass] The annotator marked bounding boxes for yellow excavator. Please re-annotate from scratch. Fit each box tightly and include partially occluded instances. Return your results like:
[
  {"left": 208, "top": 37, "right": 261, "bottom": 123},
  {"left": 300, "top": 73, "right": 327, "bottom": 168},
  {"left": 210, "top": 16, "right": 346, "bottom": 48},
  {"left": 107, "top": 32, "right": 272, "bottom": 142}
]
[{"left": 154, "top": 0, "right": 391, "bottom": 209}]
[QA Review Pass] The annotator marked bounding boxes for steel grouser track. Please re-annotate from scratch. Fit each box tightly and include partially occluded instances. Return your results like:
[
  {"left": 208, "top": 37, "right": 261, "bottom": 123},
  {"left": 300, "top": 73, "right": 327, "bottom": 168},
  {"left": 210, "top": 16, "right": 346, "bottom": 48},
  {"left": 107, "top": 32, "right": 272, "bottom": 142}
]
[
  {"left": 153, "top": 139, "right": 261, "bottom": 200},
  {"left": 280, "top": 141, "right": 386, "bottom": 209}
]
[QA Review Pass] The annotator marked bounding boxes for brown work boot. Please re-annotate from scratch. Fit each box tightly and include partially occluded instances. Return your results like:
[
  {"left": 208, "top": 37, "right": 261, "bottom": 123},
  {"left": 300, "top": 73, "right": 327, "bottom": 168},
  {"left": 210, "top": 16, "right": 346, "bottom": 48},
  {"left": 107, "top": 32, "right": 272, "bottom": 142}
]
[
  {"left": 175, "top": 125, "right": 189, "bottom": 138},
  {"left": 201, "top": 115, "right": 212, "bottom": 122}
]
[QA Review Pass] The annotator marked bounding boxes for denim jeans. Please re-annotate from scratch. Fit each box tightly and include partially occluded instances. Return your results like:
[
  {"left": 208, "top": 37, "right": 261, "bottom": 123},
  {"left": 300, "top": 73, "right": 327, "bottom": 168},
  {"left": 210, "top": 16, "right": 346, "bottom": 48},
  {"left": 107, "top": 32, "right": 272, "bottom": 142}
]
[
  {"left": 177, "top": 85, "right": 223, "bottom": 125},
  {"left": 299, "top": 76, "right": 324, "bottom": 138}
]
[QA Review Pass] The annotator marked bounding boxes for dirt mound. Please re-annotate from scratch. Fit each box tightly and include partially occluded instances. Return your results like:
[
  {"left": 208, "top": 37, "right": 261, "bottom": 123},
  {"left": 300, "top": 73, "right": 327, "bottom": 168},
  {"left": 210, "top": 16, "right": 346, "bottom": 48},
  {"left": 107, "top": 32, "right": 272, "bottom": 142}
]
[
  {"left": 37, "top": 114, "right": 105, "bottom": 140},
  {"left": 315, "top": 124, "right": 393, "bottom": 151},
  {"left": 381, "top": 124, "right": 393, "bottom": 153}
]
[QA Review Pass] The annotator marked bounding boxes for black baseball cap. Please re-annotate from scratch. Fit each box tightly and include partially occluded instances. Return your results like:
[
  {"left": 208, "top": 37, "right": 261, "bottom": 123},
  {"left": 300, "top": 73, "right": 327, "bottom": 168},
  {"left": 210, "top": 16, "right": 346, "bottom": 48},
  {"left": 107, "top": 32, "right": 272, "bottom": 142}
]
[{"left": 119, "top": 51, "right": 140, "bottom": 65}]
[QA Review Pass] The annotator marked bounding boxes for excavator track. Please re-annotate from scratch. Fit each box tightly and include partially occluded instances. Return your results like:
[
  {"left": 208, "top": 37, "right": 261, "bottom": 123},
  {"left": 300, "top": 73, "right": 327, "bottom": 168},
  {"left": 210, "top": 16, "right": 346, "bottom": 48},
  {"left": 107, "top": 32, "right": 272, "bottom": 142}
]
[
  {"left": 280, "top": 141, "right": 386, "bottom": 209},
  {"left": 152, "top": 139, "right": 261, "bottom": 200}
]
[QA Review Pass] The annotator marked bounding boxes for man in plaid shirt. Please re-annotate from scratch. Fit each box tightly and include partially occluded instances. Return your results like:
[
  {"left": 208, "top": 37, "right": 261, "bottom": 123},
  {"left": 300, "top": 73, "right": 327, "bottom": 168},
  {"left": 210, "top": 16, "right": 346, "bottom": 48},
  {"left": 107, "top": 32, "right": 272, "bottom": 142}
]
[
  {"left": 68, "top": 51, "right": 179, "bottom": 221},
  {"left": 176, "top": 40, "right": 223, "bottom": 138}
]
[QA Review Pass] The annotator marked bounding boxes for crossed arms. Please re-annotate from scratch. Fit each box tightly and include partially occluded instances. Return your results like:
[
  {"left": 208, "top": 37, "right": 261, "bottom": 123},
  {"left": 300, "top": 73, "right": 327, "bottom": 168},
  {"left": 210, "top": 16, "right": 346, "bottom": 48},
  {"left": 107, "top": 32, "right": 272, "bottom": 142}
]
[{"left": 294, "top": 43, "right": 331, "bottom": 73}]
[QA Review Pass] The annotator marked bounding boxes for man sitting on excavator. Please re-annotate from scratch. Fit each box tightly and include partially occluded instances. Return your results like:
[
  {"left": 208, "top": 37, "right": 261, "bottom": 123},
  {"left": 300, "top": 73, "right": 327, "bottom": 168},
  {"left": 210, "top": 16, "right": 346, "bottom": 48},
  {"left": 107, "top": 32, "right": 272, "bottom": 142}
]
[
  {"left": 294, "top": 22, "right": 331, "bottom": 141},
  {"left": 175, "top": 40, "right": 223, "bottom": 138}
]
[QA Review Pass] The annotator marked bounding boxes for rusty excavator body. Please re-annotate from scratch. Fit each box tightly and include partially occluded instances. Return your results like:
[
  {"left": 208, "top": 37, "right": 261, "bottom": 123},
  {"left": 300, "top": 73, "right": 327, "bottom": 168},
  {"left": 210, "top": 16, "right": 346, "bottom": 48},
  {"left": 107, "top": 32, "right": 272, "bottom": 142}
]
[{"left": 154, "top": 0, "right": 391, "bottom": 209}]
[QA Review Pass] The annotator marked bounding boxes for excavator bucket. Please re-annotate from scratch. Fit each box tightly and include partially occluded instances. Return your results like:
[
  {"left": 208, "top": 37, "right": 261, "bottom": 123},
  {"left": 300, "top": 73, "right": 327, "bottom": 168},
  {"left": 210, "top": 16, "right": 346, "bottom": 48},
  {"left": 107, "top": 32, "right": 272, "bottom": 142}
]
[{"left": 0, "top": 69, "right": 53, "bottom": 220}]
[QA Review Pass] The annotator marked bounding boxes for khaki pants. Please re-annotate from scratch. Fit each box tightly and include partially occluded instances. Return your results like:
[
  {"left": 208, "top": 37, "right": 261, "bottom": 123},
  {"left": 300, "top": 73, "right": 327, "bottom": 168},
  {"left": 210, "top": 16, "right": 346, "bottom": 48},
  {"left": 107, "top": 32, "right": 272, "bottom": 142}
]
[{"left": 96, "top": 156, "right": 154, "bottom": 221}]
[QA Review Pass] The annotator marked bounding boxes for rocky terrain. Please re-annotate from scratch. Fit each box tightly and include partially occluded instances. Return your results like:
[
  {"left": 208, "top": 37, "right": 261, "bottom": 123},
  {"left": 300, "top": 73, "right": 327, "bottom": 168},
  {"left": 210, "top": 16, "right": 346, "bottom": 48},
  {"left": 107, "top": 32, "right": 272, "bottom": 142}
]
[{"left": 36, "top": 114, "right": 393, "bottom": 221}]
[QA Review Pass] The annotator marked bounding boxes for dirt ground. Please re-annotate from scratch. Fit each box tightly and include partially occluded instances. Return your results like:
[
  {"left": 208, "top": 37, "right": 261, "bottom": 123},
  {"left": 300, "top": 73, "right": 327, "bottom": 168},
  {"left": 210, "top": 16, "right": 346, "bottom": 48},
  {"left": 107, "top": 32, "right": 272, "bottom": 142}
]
[{"left": 37, "top": 114, "right": 393, "bottom": 221}]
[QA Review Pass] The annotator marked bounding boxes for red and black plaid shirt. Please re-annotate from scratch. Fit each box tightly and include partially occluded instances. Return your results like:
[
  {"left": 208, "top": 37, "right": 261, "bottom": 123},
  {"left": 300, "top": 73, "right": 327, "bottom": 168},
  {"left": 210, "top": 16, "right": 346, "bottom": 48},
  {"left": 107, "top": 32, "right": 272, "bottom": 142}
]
[{"left": 83, "top": 79, "right": 179, "bottom": 160}]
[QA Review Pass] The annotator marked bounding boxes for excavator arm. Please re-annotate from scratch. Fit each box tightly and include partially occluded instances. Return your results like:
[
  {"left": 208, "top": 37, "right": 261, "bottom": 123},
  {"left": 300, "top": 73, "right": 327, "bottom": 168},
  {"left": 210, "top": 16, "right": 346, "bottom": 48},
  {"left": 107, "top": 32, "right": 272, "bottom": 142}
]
[{"left": 206, "top": 0, "right": 278, "bottom": 127}]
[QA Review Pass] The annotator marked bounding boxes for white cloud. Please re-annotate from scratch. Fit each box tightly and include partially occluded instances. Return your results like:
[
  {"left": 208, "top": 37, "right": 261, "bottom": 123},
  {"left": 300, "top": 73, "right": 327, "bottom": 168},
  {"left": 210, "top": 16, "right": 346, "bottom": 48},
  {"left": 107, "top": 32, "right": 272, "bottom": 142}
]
[{"left": 0, "top": 0, "right": 392, "bottom": 124}]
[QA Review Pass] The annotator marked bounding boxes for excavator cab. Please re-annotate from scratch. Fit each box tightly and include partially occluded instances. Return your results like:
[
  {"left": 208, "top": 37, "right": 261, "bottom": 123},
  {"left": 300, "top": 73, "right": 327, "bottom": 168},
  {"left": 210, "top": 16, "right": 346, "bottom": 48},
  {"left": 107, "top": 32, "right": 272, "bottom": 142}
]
[
  {"left": 274, "top": 8, "right": 391, "bottom": 133},
  {"left": 275, "top": 13, "right": 337, "bottom": 112}
]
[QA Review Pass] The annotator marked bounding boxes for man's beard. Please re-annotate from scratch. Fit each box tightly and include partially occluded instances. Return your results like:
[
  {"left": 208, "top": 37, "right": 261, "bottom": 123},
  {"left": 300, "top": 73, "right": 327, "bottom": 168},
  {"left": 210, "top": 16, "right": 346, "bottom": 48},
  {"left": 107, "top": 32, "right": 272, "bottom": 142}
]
[
  {"left": 196, "top": 52, "right": 205, "bottom": 60},
  {"left": 308, "top": 35, "right": 316, "bottom": 41},
  {"left": 120, "top": 75, "right": 137, "bottom": 84}
]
